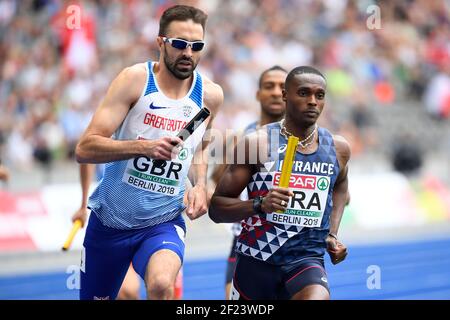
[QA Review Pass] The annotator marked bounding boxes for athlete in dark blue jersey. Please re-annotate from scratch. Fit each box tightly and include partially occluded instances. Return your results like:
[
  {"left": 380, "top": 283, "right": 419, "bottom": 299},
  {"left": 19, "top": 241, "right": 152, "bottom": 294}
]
[{"left": 209, "top": 66, "right": 350, "bottom": 300}]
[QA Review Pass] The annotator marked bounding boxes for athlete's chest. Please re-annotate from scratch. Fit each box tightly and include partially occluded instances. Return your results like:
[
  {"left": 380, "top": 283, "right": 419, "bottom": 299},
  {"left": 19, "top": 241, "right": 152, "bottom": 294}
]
[
  {"left": 251, "top": 155, "right": 338, "bottom": 193},
  {"left": 249, "top": 146, "right": 339, "bottom": 227},
  {"left": 132, "top": 94, "right": 202, "bottom": 134}
]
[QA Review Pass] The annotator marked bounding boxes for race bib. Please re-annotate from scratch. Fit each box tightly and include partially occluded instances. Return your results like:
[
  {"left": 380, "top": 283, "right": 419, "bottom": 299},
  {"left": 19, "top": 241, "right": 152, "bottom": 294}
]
[
  {"left": 122, "top": 156, "right": 185, "bottom": 196},
  {"left": 266, "top": 172, "right": 330, "bottom": 227}
]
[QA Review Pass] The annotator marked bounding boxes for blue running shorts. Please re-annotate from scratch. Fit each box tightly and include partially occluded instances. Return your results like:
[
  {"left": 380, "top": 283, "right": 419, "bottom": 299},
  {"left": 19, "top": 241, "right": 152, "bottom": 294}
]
[
  {"left": 80, "top": 212, "right": 185, "bottom": 300},
  {"left": 230, "top": 253, "right": 329, "bottom": 300}
]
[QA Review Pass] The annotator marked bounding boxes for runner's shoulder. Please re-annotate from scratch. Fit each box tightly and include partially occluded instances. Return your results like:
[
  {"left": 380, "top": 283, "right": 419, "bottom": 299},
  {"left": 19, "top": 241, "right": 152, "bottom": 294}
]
[
  {"left": 332, "top": 134, "right": 351, "bottom": 162},
  {"left": 111, "top": 63, "right": 148, "bottom": 100},
  {"left": 202, "top": 76, "right": 223, "bottom": 113},
  {"left": 120, "top": 63, "right": 147, "bottom": 83},
  {"left": 245, "top": 126, "right": 267, "bottom": 144}
]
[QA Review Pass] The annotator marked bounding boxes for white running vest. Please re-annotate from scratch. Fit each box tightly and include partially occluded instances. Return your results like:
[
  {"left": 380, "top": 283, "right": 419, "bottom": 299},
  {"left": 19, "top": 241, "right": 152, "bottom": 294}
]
[{"left": 88, "top": 61, "right": 207, "bottom": 229}]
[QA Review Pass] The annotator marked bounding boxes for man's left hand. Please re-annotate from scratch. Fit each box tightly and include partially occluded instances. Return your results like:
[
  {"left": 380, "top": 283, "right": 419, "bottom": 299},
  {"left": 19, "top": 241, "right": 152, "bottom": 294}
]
[
  {"left": 186, "top": 184, "right": 208, "bottom": 220},
  {"left": 326, "top": 235, "right": 348, "bottom": 265}
]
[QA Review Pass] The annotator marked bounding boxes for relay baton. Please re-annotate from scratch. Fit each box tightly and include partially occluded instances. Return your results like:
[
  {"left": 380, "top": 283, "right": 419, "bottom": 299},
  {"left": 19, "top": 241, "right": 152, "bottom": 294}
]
[
  {"left": 276, "top": 135, "right": 299, "bottom": 213},
  {"left": 176, "top": 107, "right": 210, "bottom": 142},
  {"left": 153, "top": 107, "right": 210, "bottom": 167},
  {"left": 62, "top": 219, "right": 82, "bottom": 251}
]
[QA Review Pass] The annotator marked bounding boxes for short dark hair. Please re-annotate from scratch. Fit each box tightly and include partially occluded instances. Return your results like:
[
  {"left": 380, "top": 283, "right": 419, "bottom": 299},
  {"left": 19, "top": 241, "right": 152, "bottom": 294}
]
[
  {"left": 158, "top": 5, "right": 208, "bottom": 36},
  {"left": 285, "top": 66, "right": 326, "bottom": 87},
  {"left": 258, "top": 65, "right": 287, "bottom": 88}
]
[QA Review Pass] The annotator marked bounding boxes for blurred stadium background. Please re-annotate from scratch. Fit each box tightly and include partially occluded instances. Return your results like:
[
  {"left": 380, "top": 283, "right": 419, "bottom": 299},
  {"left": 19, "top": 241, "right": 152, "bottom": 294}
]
[{"left": 0, "top": 0, "right": 449, "bottom": 300}]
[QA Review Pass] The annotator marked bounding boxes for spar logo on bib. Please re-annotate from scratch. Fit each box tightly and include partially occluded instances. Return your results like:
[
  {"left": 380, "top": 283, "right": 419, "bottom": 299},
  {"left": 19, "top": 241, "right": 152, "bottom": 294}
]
[
  {"left": 273, "top": 172, "right": 316, "bottom": 189},
  {"left": 317, "top": 177, "right": 329, "bottom": 191},
  {"left": 269, "top": 172, "right": 331, "bottom": 227}
]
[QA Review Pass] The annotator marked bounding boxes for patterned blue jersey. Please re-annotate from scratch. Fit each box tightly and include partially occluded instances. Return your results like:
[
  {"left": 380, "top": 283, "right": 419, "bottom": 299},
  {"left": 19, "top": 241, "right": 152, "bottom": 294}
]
[
  {"left": 231, "top": 121, "right": 259, "bottom": 236},
  {"left": 236, "top": 122, "right": 340, "bottom": 265}
]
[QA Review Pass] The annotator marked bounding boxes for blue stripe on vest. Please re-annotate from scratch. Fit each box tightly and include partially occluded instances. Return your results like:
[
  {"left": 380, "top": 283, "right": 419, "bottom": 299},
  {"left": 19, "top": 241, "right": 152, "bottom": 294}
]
[
  {"left": 144, "top": 61, "right": 158, "bottom": 96},
  {"left": 189, "top": 72, "right": 203, "bottom": 109}
]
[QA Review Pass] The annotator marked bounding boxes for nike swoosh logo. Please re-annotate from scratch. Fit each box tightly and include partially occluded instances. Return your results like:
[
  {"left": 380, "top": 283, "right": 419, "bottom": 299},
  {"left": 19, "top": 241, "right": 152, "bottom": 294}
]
[
  {"left": 149, "top": 102, "right": 168, "bottom": 110},
  {"left": 162, "top": 241, "right": 179, "bottom": 246}
]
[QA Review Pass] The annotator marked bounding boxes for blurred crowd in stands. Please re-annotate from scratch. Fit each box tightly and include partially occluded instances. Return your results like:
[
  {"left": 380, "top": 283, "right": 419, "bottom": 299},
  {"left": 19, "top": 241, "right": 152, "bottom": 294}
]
[{"left": 0, "top": 0, "right": 449, "bottom": 171}]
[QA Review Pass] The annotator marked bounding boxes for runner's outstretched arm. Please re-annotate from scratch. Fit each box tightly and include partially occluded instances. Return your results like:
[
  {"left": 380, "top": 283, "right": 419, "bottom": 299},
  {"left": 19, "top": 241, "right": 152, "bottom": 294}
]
[
  {"left": 71, "top": 163, "right": 95, "bottom": 227},
  {"left": 326, "top": 136, "right": 351, "bottom": 264},
  {"left": 210, "top": 134, "right": 292, "bottom": 223}
]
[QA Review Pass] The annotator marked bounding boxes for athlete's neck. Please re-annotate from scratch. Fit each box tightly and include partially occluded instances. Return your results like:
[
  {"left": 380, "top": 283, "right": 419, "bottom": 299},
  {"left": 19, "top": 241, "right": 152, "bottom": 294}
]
[
  {"left": 284, "top": 117, "right": 317, "bottom": 140},
  {"left": 153, "top": 62, "right": 193, "bottom": 99},
  {"left": 259, "top": 111, "right": 284, "bottom": 127}
]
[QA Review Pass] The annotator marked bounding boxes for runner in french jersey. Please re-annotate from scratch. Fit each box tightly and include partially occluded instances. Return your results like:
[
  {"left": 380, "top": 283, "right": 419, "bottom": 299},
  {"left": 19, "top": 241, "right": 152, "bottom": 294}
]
[
  {"left": 209, "top": 66, "right": 350, "bottom": 300},
  {"left": 75, "top": 5, "right": 223, "bottom": 300}
]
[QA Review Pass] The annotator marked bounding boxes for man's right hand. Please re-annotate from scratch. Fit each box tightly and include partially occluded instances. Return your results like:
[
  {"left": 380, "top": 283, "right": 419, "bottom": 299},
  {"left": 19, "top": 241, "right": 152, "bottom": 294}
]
[
  {"left": 261, "top": 187, "right": 293, "bottom": 213},
  {"left": 146, "top": 136, "right": 183, "bottom": 160},
  {"left": 72, "top": 207, "right": 88, "bottom": 228}
]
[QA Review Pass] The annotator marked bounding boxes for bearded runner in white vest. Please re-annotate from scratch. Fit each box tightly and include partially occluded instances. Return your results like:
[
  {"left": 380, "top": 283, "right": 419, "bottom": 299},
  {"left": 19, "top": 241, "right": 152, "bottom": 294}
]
[{"left": 75, "top": 5, "right": 223, "bottom": 300}]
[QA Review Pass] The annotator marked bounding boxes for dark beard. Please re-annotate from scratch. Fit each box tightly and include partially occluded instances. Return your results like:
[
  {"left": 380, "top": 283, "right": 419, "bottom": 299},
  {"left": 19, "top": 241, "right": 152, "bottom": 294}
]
[{"left": 164, "top": 47, "right": 197, "bottom": 80}]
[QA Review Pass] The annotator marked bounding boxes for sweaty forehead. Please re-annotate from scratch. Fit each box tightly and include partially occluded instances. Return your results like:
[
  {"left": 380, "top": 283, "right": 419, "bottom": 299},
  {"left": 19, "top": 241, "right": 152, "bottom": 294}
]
[
  {"left": 290, "top": 73, "right": 326, "bottom": 89},
  {"left": 165, "top": 19, "right": 204, "bottom": 40}
]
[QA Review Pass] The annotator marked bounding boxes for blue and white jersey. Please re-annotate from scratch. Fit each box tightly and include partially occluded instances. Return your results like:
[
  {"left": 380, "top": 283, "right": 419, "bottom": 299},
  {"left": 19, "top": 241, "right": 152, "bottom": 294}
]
[{"left": 89, "top": 61, "right": 207, "bottom": 229}]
